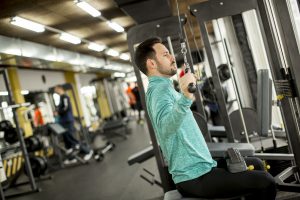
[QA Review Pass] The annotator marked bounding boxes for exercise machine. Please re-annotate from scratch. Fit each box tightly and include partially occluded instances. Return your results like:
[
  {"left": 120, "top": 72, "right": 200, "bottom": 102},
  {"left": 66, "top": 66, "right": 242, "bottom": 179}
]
[{"left": 0, "top": 69, "right": 40, "bottom": 198}]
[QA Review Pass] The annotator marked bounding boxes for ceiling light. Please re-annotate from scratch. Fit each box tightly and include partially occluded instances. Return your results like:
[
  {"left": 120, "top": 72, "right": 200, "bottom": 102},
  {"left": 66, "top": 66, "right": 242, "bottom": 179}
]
[
  {"left": 102, "top": 64, "right": 112, "bottom": 69},
  {"left": 106, "top": 49, "right": 119, "bottom": 57},
  {"left": 120, "top": 53, "right": 130, "bottom": 60},
  {"left": 103, "top": 64, "right": 122, "bottom": 71},
  {"left": 124, "top": 68, "right": 133, "bottom": 73},
  {"left": 75, "top": 0, "right": 101, "bottom": 17},
  {"left": 10, "top": 16, "right": 45, "bottom": 33},
  {"left": 0, "top": 92, "right": 8, "bottom": 96},
  {"left": 125, "top": 76, "right": 137, "bottom": 82},
  {"left": 88, "top": 43, "right": 105, "bottom": 52},
  {"left": 111, "top": 66, "right": 122, "bottom": 70},
  {"left": 59, "top": 33, "right": 81, "bottom": 44},
  {"left": 106, "top": 21, "right": 124, "bottom": 33},
  {"left": 3, "top": 48, "right": 22, "bottom": 56},
  {"left": 113, "top": 72, "right": 126, "bottom": 78},
  {"left": 21, "top": 90, "right": 29, "bottom": 95}
]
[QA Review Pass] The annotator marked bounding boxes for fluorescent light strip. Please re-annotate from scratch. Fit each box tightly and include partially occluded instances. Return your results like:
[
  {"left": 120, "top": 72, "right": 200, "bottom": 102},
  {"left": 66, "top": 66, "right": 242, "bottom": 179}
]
[
  {"left": 107, "top": 21, "right": 124, "bottom": 33},
  {"left": 114, "top": 72, "right": 125, "bottom": 78},
  {"left": 102, "top": 64, "right": 112, "bottom": 69},
  {"left": 125, "top": 76, "right": 137, "bottom": 82},
  {"left": 106, "top": 49, "right": 119, "bottom": 57},
  {"left": 103, "top": 65, "right": 122, "bottom": 71},
  {"left": 59, "top": 33, "right": 81, "bottom": 44},
  {"left": 21, "top": 90, "right": 29, "bottom": 95},
  {"left": 124, "top": 68, "right": 133, "bottom": 73},
  {"left": 120, "top": 53, "right": 130, "bottom": 60},
  {"left": 0, "top": 90, "right": 29, "bottom": 96},
  {"left": 75, "top": 0, "right": 101, "bottom": 17},
  {"left": 88, "top": 42, "right": 105, "bottom": 52},
  {"left": 10, "top": 16, "right": 45, "bottom": 33},
  {"left": 111, "top": 66, "right": 122, "bottom": 70},
  {"left": 0, "top": 92, "right": 8, "bottom": 96}
]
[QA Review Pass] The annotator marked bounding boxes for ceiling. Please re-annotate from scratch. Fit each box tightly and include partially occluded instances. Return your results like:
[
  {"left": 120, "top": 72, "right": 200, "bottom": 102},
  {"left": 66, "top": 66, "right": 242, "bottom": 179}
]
[
  {"left": 0, "top": 0, "right": 135, "bottom": 65},
  {"left": 0, "top": 0, "right": 209, "bottom": 70}
]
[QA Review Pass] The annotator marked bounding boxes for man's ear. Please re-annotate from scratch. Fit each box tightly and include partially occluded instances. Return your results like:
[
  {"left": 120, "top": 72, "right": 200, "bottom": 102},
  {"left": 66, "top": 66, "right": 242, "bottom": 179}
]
[{"left": 146, "top": 58, "right": 157, "bottom": 69}]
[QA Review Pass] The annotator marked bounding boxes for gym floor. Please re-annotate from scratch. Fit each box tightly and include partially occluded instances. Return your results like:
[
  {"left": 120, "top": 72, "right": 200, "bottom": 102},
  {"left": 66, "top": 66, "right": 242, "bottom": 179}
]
[
  {"left": 7, "top": 118, "right": 164, "bottom": 200},
  {"left": 4, "top": 118, "right": 300, "bottom": 200}
]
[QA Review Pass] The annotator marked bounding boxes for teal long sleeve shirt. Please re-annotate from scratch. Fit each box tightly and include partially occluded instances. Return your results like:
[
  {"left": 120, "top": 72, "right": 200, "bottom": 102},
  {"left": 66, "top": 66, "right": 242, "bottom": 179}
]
[{"left": 146, "top": 76, "right": 217, "bottom": 184}]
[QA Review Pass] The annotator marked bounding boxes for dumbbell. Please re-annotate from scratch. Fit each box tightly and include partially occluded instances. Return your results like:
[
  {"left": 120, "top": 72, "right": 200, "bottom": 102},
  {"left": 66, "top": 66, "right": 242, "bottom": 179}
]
[
  {"left": 25, "top": 136, "right": 43, "bottom": 152},
  {"left": 24, "top": 156, "right": 48, "bottom": 177},
  {"left": 0, "top": 120, "right": 19, "bottom": 144}
]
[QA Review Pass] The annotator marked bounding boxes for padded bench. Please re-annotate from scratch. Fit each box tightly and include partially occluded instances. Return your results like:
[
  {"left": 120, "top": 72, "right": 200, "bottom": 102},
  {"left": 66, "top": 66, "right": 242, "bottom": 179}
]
[
  {"left": 129, "top": 144, "right": 253, "bottom": 200},
  {"left": 128, "top": 142, "right": 255, "bottom": 165},
  {"left": 102, "top": 119, "right": 127, "bottom": 131},
  {"left": 101, "top": 118, "right": 129, "bottom": 139},
  {"left": 128, "top": 146, "right": 154, "bottom": 165},
  {"left": 207, "top": 143, "right": 254, "bottom": 158}
]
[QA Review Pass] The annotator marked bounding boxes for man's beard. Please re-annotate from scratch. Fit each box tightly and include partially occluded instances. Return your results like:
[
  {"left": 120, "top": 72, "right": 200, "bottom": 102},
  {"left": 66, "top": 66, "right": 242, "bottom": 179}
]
[{"left": 157, "top": 61, "right": 177, "bottom": 77}]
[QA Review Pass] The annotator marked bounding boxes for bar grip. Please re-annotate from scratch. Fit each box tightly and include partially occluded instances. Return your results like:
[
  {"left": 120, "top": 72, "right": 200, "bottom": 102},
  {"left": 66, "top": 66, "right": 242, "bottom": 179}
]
[{"left": 183, "top": 68, "right": 196, "bottom": 93}]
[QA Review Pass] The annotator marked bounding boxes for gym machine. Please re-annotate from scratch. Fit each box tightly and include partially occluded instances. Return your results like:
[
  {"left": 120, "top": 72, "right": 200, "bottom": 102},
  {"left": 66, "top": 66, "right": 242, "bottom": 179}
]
[
  {"left": 190, "top": 0, "right": 300, "bottom": 192},
  {"left": 0, "top": 69, "right": 40, "bottom": 198},
  {"left": 257, "top": 0, "right": 300, "bottom": 192},
  {"left": 49, "top": 83, "right": 91, "bottom": 145},
  {"left": 48, "top": 83, "right": 114, "bottom": 166},
  {"left": 47, "top": 123, "right": 87, "bottom": 168},
  {"left": 89, "top": 77, "right": 130, "bottom": 140}
]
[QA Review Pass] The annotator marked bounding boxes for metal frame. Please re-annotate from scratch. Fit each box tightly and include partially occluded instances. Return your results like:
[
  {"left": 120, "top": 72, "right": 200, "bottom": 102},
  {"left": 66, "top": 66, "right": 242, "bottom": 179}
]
[
  {"left": 0, "top": 166, "right": 4, "bottom": 200},
  {"left": 272, "top": 0, "right": 300, "bottom": 96},
  {"left": 191, "top": 0, "right": 300, "bottom": 192},
  {"left": 0, "top": 69, "right": 39, "bottom": 198},
  {"left": 190, "top": 0, "right": 258, "bottom": 142},
  {"left": 257, "top": 0, "right": 300, "bottom": 191},
  {"left": 127, "top": 15, "right": 207, "bottom": 192}
]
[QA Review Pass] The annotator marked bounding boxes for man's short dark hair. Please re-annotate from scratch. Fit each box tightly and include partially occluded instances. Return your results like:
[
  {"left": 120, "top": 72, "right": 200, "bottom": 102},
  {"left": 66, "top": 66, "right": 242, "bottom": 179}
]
[
  {"left": 55, "top": 84, "right": 64, "bottom": 90},
  {"left": 134, "top": 37, "right": 162, "bottom": 75}
]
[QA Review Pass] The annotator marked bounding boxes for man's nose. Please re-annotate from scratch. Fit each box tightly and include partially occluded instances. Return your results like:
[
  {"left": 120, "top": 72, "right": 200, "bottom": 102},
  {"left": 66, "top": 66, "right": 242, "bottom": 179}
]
[{"left": 170, "top": 55, "right": 175, "bottom": 62}]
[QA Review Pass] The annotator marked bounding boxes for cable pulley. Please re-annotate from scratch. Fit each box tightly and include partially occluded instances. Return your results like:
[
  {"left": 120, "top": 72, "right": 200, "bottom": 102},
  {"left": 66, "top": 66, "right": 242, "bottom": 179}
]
[
  {"left": 174, "top": 0, "right": 196, "bottom": 94},
  {"left": 180, "top": 41, "right": 197, "bottom": 93}
]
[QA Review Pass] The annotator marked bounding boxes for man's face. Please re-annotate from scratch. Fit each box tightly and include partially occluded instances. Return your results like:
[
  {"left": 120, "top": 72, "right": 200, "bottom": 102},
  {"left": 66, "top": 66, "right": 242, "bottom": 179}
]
[
  {"left": 54, "top": 87, "right": 63, "bottom": 95},
  {"left": 152, "top": 43, "right": 177, "bottom": 77}
]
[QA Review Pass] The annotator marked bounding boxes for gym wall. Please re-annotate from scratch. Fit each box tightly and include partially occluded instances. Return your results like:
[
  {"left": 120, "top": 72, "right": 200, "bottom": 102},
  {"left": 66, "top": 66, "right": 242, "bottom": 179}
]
[{"left": 18, "top": 69, "right": 65, "bottom": 91}]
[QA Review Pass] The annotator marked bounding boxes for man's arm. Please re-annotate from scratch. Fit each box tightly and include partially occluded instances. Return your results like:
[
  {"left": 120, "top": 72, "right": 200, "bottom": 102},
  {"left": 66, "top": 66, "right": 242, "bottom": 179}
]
[
  {"left": 151, "top": 72, "right": 196, "bottom": 134},
  {"left": 151, "top": 85, "right": 193, "bottom": 134},
  {"left": 57, "top": 95, "right": 70, "bottom": 115}
]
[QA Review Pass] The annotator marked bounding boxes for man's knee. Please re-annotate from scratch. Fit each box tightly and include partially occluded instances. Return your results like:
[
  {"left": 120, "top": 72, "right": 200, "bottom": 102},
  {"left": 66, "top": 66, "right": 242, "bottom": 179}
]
[
  {"left": 256, "top": 172, "right": 277, "bottom": 196},
  {"left": 246, "top": 171, "right": 277, "bottom": 200}
]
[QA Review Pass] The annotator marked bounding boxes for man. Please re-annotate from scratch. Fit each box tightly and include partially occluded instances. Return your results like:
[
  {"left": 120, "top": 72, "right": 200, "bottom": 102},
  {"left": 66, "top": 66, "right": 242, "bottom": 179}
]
[
  {"left": 134, "top": 37, "right": 276, "bottom": 199},
  {"left": 132, "top": 82, "right": 144, "bottom": 124},
  {"left": 54, "top": 85, "right": 93, "bottom": 164},
  {"left": 125, "top": 83, "right": 136, "bottom": 116},
  {"left": 34, "top": 104, "right": 45, "bottom": 127}
]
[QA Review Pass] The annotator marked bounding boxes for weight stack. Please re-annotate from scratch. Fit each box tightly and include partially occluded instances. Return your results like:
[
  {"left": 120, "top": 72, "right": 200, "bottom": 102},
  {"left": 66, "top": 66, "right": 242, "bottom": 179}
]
[{"left": 264, "top": 146, "right": 294, "bottom": 182}]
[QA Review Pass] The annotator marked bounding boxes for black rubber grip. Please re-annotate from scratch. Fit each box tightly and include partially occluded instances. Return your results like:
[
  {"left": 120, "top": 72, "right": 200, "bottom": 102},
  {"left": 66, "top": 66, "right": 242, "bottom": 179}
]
[
  {"left": 188, "top": 83, "right": 196, "bottom": 93},
  {"left": 185, "top": 68, "right": 196, "bottom": 93}
]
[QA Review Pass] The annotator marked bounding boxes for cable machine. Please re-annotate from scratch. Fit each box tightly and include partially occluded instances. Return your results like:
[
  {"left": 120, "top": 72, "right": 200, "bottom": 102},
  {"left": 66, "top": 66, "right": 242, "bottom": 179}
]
[
  {"left": 258, "top": 0, "right": 300, "bottom": 192},
  {"left": 0, "top": 69, "right": 39, "bottom": 198},
  {"left": 190, "top": 0, "right": 300, "bottom": 192}
]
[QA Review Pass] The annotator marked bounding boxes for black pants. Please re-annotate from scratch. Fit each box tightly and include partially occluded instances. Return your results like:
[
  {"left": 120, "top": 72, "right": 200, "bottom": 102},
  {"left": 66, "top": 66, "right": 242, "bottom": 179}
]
[
  {"left": 176, "top": 157, "right": 276, "bottom": 200},
  {"left": 61, "top": 122, "right": 89, "bottom": 154}
]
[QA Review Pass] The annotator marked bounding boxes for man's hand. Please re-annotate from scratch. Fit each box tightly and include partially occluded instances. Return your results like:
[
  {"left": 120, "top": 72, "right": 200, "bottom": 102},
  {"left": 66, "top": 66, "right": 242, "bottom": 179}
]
[{"left": 179, "top": 71, "right": 196, "bottom": 100}]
